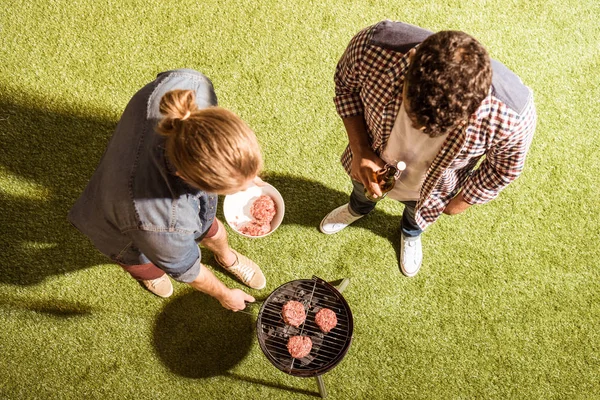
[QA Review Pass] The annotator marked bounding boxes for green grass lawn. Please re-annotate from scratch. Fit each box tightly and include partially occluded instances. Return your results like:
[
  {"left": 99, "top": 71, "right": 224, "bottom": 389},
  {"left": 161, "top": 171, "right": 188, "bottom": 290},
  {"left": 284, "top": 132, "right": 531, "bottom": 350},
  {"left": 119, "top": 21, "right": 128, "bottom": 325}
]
[{"left": 1, "top": 0, "right": 599, "bottom": 399}]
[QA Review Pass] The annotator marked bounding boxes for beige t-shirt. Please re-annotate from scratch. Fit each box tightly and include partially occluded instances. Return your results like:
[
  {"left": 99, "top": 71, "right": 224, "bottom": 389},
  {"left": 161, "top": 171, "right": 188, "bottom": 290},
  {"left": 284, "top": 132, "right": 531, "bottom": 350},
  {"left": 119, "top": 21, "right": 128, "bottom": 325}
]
[{"left": 380, "top": 103, "right": 448, "bottom": 201}]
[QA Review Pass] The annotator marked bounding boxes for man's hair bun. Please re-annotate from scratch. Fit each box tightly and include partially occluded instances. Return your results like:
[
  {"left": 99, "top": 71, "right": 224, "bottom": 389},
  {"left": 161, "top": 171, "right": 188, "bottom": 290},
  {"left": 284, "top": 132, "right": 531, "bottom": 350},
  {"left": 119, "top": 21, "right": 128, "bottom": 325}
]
[{"left": 158, "top": 90, "right": 198, "bottom": 132}]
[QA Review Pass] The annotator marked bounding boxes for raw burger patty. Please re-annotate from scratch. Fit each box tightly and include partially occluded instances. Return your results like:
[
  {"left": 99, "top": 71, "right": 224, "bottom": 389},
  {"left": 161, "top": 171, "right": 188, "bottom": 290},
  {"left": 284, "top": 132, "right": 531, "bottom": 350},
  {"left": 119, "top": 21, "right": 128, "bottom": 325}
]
[
  {"left": 251, "top": 195, "right": 277, "bottom": 222},
  {"left": 238, "top": 220, "right": 271, "bottom": 236},
  {"left": 287, "top": 336, "right": 312, "bottom": 359},
  {"left": 282, "top": 300, "right": 306, "bottom": 327},
  {"left": 237, "top": 195, "right": 277, "bottom": 236},
  {"left": 315, "top": 308, "right": 338, "bottom": 333}
]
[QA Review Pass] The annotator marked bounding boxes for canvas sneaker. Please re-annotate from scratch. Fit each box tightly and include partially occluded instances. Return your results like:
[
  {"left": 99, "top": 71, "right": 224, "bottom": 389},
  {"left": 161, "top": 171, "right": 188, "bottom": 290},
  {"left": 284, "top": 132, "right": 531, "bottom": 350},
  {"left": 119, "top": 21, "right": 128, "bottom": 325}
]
[
  {"left": 217, "top": 249, "right": 266, "bottom": 290},
  {"left": 400, "top": 234, "right": 423, "bottom": 277},
  {"left": 319, "top": 203, "right": 364, "bottom": 234},
  {"left": 141, "top": 274, "right": 174, "bottom": 298}
]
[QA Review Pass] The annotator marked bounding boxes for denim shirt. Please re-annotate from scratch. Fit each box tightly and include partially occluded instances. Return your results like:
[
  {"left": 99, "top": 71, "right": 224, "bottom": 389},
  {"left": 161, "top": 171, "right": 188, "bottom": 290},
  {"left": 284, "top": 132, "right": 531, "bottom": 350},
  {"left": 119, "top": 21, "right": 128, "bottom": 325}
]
[{"left": 68, "top": 69, "right": 218, "bottom": 283}]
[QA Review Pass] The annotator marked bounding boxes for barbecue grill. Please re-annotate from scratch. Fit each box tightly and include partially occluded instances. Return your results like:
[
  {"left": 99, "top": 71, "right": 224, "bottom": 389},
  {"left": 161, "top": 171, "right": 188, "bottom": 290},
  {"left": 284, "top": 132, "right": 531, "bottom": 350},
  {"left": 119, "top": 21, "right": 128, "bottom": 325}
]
[{"left": 256, "top": 276, "right": 353, "bottom": 398}]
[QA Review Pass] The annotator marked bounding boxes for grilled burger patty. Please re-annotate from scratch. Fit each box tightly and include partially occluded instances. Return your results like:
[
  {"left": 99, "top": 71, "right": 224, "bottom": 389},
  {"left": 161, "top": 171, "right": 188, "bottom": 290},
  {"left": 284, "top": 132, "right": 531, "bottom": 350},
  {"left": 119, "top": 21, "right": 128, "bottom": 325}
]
[
  {"left": 282, "top": 300, "right": 306, "bottom": 327},
  {"left": 315, "top": 308, "right": 338, "bottom": 333},
  {"left": 287, "top": 335, "right": 312, "bottom": 359}
]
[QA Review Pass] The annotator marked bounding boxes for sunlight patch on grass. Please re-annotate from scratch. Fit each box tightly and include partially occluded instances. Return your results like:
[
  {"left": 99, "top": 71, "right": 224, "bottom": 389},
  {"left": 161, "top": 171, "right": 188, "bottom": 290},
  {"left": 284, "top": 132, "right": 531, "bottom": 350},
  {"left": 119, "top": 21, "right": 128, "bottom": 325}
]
[
  {"left": 0, "top": 167, "right": 51, "bottom": 200},
  {"left": 21, "top": 241, "right": 58, "bottom": 250}
]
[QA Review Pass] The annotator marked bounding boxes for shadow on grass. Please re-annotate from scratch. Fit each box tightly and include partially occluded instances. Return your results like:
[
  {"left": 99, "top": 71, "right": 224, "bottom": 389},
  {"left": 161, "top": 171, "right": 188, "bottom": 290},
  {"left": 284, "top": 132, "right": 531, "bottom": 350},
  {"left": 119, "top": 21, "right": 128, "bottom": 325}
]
[
  {"left": 0, "top": 96, "right": 114, "bottom": 286},
  {"left": 224, "top": 372, "right": 320, "bottom": 397},
  {"left": 0, "top": 297, "right": 94, "bottom": 318},
  {"left": 153, "top": 291, "right": 254, "bottom": 378},
  {"left": 0, "top": 94, "right": 403, "bottom": 287},
  {"left": 153, "top": 290, "right": 319, "bottom": 396}
]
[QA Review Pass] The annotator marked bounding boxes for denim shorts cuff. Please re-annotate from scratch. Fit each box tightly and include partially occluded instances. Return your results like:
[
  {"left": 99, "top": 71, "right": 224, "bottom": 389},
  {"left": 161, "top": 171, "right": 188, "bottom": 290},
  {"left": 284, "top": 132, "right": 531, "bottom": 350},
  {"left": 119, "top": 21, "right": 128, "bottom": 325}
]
[{"left": 171, "top": 258, "right": 202, "bottom": 283}]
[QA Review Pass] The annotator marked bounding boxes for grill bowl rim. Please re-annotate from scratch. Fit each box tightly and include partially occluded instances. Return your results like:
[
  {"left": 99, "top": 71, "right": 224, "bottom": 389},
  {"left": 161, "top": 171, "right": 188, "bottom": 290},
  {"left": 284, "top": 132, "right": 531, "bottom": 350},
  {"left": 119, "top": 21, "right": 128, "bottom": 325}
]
[{"left": 255, "top": 276, "right": 354, "bottom": 377}]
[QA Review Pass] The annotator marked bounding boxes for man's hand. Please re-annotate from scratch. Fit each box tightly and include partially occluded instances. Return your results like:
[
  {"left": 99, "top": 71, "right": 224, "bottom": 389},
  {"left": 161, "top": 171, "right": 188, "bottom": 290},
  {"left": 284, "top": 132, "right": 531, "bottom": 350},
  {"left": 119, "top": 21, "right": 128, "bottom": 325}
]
[
  {"left": 342, "top": 115, "right": 386, "bottom": 199},
  {"left": 253, "top": 176, "right": 267, "bottom": 187},
  {"left": 189, "top": 263, "right": 255, "bottom": 312},
  {"left": 351, "top": 149, "right": 386, "bottom": 199},
  {"left": 443, "top": 192, "right": 472, "bottom": 215},
  {"left": 219, "top": 289, "right": 255, "bottom": 312}
]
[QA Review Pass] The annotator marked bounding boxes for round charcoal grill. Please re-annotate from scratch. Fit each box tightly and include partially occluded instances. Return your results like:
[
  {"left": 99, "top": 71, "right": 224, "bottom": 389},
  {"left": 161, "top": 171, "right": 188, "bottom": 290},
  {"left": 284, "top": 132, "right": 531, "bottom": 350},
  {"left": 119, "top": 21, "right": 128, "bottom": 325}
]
[{"left": 256, "top": 276, "right": 353, "bottom": 381}]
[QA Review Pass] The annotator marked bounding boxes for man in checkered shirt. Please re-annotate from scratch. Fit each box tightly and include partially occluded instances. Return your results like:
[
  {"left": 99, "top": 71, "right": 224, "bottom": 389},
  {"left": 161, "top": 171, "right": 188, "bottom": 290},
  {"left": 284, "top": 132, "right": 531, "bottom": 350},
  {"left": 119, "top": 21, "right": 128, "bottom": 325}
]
[{"left": 320, "top": 21, "right": 536, "bottom": 277}]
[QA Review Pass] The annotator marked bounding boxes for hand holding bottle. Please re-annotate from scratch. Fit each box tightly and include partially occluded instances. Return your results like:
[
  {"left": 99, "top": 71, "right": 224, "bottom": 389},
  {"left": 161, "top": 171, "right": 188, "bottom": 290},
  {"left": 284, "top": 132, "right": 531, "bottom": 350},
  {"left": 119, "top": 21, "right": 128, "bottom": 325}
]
[
  {"left": 364, "top": 161, "right": 406, "bottom": 202},
  {"left": 350, "top": 148, "right": 387, "bottom": 199}
]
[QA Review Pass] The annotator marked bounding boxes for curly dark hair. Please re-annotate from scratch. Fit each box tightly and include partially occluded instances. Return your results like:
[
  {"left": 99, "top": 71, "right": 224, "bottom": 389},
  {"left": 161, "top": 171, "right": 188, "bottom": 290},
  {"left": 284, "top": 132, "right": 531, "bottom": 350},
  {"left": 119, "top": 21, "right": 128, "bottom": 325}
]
[{"left": 404, "top": 30, "right": 492, "bottom": 137}]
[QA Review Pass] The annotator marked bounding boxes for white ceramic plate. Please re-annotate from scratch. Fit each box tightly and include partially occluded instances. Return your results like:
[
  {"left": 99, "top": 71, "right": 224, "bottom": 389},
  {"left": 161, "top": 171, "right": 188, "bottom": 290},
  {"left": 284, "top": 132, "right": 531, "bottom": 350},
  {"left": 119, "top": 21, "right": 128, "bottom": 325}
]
[{"left": 223, "top": 183, "right": 285, "bottom": 238}]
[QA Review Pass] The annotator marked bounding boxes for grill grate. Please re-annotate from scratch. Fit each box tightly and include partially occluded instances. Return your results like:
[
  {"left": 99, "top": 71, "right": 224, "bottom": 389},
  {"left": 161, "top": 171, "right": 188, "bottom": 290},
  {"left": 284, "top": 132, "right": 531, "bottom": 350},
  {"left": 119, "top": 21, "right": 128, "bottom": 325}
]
[{"left": 256, "top": 277, "right": 353, "bottom": 377}]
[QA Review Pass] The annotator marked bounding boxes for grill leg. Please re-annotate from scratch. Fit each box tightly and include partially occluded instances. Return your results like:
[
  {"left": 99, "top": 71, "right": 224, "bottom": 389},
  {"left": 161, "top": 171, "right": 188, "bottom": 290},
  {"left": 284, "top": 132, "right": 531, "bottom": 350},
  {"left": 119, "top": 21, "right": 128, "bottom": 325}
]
[
  {"left": 315, "top": 375, "right": 327, "bottom": 398},
  {"left": 336, "top": 278, "right": 350, "bottom": 294}
]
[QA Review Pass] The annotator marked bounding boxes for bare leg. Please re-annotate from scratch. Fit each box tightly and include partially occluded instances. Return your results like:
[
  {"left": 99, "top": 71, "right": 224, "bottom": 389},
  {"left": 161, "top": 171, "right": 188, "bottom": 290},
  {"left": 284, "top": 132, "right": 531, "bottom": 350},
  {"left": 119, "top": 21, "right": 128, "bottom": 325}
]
[
  {"left": 200, "top": 218, "right": 237, "bottom": 266},
  {"left": 201, "top": 218, "right": 266, "bottom": 290}
]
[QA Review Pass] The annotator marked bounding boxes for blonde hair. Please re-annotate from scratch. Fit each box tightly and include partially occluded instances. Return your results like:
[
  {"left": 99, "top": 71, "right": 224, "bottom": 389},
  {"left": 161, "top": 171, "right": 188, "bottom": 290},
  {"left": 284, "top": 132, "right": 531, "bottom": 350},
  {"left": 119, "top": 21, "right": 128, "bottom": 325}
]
[{"left": 156, "top": 90, "right": 263, "bottom": 192}]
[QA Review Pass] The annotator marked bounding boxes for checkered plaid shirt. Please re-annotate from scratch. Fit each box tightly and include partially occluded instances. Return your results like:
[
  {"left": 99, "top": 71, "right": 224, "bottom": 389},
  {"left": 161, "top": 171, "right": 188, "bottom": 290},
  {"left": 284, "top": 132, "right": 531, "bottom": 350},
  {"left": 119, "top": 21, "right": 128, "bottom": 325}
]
[{"left": 334, "top": 21, "right": 537, "bottom": 229}]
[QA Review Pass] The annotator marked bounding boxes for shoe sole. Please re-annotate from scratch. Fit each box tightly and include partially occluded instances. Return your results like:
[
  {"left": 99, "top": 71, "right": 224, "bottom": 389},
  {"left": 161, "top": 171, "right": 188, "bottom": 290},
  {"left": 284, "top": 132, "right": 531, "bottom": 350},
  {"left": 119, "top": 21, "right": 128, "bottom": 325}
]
[
  {"left": 139, "top": 281, "right": 173, "bottom": 298},
  {"left": 158, "top": 287, "right": 174, "bottom": 298},
  {"left": 319, "top": 208, "right": 366, "bottom": 234},
  {"left": 319, "top": 216, "right": 358, "bottom": 235},
  {"left": 400, "top": 265, "right": 420, "bottom": 277},
  {"left": 251, "top": 282, "right": 266, "bottom": 290},
  {"left": 319, "top": 219, "right": 344, "bottom": 235}
]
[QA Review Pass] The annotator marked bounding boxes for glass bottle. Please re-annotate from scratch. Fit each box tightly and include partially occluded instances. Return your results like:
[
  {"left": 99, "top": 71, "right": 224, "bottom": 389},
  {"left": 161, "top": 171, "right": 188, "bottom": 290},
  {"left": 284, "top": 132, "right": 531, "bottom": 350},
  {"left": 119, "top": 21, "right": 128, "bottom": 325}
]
[{"left": 365, "top": 161, "right": 406, "bottom": 202}]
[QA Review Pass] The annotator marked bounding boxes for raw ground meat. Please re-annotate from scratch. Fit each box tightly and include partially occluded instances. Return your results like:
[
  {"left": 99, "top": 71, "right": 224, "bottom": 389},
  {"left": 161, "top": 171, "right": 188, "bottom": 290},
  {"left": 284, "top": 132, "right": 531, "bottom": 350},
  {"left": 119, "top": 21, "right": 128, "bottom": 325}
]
[
  {"left": 238, "top": 220, "right": 271, "bottom": 236},
  {"left": 315, "top": 308, "right": 338, "bottom": 333},
  {"left": 281, "top": 300, "right": 306, "bottom": 327},
  {"left": 251, "top": 195, "right": 277, "bottom": 222},
  {"left": 237, "top": 195, "right": 277, "bottom": 236},
  {"left": 287, "top": 336, "right": 312, "bottom": 359}
]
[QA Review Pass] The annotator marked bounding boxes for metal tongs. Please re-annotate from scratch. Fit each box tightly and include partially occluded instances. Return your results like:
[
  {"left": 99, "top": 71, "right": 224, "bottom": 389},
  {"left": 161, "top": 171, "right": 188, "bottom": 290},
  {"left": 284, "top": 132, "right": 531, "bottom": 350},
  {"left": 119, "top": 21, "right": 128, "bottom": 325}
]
[{"left": 237, "top": 299, "right": 264, "bottom": 316}]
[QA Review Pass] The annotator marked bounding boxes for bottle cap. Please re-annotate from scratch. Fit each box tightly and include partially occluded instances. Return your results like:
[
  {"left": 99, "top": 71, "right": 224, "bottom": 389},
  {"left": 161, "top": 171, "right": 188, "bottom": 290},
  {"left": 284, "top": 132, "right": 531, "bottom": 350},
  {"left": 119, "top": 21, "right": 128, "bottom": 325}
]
[{"left": 396, "top": 161, "right": 406, "bottom": 171}]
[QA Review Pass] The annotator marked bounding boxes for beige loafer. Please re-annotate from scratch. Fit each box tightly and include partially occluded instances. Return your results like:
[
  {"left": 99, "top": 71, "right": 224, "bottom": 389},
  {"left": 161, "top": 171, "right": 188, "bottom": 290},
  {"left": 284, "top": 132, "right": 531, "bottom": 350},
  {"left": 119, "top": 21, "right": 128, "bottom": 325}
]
[
  {"left": 140, "top": 274, "right": 173, "bottom": 298},
  {"left": 216, "top": 250, "right": 266, "bottom": 290}
]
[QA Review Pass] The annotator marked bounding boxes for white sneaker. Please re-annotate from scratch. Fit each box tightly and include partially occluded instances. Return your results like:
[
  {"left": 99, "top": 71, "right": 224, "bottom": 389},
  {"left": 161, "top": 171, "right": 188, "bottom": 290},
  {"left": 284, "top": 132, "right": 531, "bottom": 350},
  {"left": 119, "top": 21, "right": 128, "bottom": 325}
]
[
  {"left": 400, "top": 234, "right": 422, "bottom": 277},
  {"left": 319, "top": 203, "right": 364, "bottom": 234}
]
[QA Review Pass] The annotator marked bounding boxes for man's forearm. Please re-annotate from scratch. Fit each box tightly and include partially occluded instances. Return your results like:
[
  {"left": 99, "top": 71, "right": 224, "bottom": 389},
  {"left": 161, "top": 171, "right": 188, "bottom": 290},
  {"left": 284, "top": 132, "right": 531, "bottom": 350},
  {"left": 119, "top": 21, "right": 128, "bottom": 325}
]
[
  {"left": 342, "top": 115, "right": 372, "bottom": 156},
  {"left": 188, "top": 264, "right": 229, "bottom": 301},
  {"left": 443, "top": 191, "right": 472, "bottom": 215},
  {"left": 342, "top": 114, "right": 387, "bottom": 195}
]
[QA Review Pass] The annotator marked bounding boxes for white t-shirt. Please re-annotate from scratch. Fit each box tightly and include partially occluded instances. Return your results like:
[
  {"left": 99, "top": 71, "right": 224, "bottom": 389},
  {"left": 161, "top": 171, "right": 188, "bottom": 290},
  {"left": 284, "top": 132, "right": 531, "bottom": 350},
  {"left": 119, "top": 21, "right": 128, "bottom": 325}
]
[{"left": 380, "top": 103, "right": 448, "bottom": 201}]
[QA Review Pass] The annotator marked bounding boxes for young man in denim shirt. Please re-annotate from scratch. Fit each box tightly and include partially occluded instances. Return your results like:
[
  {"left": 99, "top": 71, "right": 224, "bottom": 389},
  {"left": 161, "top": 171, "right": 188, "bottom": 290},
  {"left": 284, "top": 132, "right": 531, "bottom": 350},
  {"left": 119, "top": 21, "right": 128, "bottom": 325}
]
[{"left": 69, "top": 69, "right": 266, "bottom": 311}]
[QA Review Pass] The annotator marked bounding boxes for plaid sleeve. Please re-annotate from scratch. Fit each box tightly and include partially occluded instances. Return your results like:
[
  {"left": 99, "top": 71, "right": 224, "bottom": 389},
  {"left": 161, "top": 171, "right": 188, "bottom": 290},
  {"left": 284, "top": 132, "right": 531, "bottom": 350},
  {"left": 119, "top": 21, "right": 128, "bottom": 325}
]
[
  {"left": 462, "top": 95, "right": 537, "bottom": 204},
  {"left": 333, "top": 24, "right": 376, "bottom": 118}
]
